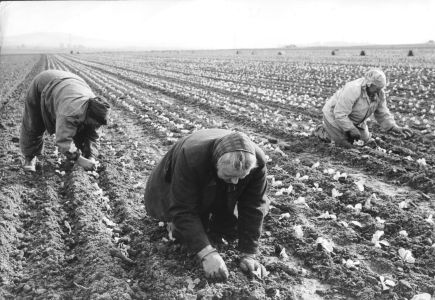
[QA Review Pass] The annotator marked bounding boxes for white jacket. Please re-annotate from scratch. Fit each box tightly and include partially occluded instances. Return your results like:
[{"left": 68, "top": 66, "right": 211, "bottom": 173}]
[{"left": 322, "top": 77, "right": 396, "bottom": 132}]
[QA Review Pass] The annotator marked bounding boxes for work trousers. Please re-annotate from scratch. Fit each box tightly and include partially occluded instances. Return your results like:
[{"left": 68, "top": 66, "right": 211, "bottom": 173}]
[{"left": 314, "top": 117, "right": 371, "bottom": 145}]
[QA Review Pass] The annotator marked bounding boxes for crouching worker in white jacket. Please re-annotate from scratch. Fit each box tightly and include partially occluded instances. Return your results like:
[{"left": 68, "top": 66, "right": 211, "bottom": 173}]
[{"left": 314, "top": 68, "right": 412, "bottom": 146}]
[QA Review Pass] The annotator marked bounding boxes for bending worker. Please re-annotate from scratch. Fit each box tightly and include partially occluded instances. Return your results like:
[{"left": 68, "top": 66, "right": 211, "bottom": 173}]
[
  {"left": 144, "top": 129, "right": 269, "bottom": 280},
  {"left": 314, "top": 68, "right": 412, "bottom": 145},
  {"left": 20, "top": 69, "right": 110, "bottom": 172}
]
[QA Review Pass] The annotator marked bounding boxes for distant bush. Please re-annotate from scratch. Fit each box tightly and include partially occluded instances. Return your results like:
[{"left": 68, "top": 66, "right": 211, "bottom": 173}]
[
  {"left": 331, "top": 50, "right": 336, "bottom": 56},
  {"left": 277, "top": 51, "right": 284, "bottom": 55},
  {"left": 70, "top": 50, "right": 74, "bottom": 54},
  {"left": 360, "top": 50, "right": 366, "bottom": 56},
  {"left": 408, "top": 50, "right": 414, "bottom": 56}
]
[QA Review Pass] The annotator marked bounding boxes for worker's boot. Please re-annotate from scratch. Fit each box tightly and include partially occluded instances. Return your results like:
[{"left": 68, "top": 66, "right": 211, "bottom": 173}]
[
  {"left": 23, "top": 156, "right": 36, "bottom": 172},
  {"left": 313, "top": 124, "right": 331, "bottom": 142}
]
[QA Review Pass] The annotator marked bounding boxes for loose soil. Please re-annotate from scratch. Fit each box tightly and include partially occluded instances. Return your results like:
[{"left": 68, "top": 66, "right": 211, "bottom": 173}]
[{"left": 1, "top": 52, "right": 434, "bottom": 300}]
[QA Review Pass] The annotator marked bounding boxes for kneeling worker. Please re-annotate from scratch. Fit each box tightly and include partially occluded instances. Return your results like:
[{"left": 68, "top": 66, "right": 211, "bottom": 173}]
[
  {"left": 144, "top": 129, "right": 270, "bottom": 280},
  {"left": 314, "top": 68, "right": 412, "bottom": 146}
]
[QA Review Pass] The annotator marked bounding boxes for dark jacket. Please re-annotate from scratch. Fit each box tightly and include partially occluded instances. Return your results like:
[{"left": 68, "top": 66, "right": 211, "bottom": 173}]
[
  {"left": 144, "top": 129, "right": 269, "bottom": 254},
  {"left": 21, "top": 70, "right": 99, "bottom": 158}
]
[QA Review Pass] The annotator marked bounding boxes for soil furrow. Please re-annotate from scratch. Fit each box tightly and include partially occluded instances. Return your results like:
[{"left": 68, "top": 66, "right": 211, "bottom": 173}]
[
  {"left": 51, "top": 54, "right": 324, "bottom": 299},
  {"left": 63, "top": 54, "right": 323, "bottom": 122},
  {"left": 63, "top": 54, "right": 435, "bottom": 194},
  {"left": 50, "top": 54, "right": 435, "bottom": 299},
  {"left": 17, "top": 53, "right": 431, "bottom": 299},
  {"left": 0, "top": 55, "right": 76, "bottom": 299}
]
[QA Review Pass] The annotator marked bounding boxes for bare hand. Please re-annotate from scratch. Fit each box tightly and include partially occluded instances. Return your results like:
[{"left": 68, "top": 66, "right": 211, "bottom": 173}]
[
  {"left": 365, "top": 138, "right": 378, "bottom": 148},
  {"left": 240, "top": 254, "right": 268, "bottom": 279},
  {"left": 202, "top": 251, "right": 229, "bottom": 280},
  {"left": 76, "top": 156, "right": 97, "bottom": 171},
  {"left": 391, "top": 126, "right": 413, "bottom": 138}
]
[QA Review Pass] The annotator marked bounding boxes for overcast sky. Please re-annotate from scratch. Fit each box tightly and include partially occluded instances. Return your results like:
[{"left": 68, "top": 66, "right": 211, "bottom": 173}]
[{"left": 1, "top": 0, "right": 435, "bottom": 49}]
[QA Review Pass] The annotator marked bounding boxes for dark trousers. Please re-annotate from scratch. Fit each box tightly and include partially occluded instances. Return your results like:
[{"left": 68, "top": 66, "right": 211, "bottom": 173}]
[{"left": 20, "top": 80, "right": 45, "bottom": 158}]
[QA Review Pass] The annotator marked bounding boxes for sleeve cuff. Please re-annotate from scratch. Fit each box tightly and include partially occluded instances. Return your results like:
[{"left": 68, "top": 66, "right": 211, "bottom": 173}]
[
  {"left": 240, "top": 252, "right": 256, "bottom": 259},
  {"left": 197, "top": 245, "right": 216, "bottom": 262}
]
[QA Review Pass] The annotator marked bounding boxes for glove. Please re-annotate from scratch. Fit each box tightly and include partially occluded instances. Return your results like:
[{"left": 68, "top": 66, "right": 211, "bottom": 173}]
[
  {"left": 345, "top": 127, "right": 361, "bottom": 143},
  {"left": 390, "top": 125, "right": 413, "bottom": 138},
  {"left": 198, "top": 246, "right": 229, "bottom": 280},
  {"left": 240, "top": 254, "right": 268, "bottom": 279}
]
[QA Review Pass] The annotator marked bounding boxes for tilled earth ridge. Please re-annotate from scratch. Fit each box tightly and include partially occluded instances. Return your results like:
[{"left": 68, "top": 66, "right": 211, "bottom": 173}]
[{"left": 0, "top": 53, "right": 434, "bottom": 300}]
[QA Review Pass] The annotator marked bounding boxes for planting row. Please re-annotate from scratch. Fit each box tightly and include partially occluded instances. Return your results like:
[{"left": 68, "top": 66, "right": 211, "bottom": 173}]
[
  {"left": 55, "top": 54, "right": 435, "bottom": 194},
  {"left": 48, "top": 53, "right": 435, "bottom": 299},
  {"left": 0, "top": 54, "right": 42, "bottom": 108},
  {"left": 71, "top": 52, "right": 435, "bottom": 122}
]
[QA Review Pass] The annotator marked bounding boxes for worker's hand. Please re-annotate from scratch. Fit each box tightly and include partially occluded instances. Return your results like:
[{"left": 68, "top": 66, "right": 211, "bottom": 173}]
[
  {"left": 365, "top": 138, "right": 378, "bottom": 148},
  {"left": 390, "top": 125, "right": 413, "bottom": 139},
  {"left": 202, "top": 252, "right": 229, "bottom": 280},
  {"left": 240, "top": 254, "right": 268, "bottom": 279},
  {"left": 345, "top": 127, "right": 361, "bottom": 144},
  {"left": 76, "top": 156, "right": 97, "bottom": 171}
]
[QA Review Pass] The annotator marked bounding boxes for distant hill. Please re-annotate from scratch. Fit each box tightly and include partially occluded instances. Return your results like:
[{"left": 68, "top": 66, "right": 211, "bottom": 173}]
[{"left": 2, "top": 32, "right": 118, "bottom": 50}]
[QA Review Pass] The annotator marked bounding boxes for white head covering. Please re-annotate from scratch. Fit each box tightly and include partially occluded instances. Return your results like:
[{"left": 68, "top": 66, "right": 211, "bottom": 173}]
[{"left": 364, "top": 68, "right": 387, "bottom": 88}]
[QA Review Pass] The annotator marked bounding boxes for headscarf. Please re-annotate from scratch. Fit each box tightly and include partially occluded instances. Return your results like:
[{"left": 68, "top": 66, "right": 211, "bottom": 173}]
[
  {"left": 363, "top": 68, "right": 387, "bottom": 88},
  {"left": 87, "top": 96, "right": 110, "bottom": 125},
  {"left": 213, "top": 132, "right": 255, "bottom": 163}
]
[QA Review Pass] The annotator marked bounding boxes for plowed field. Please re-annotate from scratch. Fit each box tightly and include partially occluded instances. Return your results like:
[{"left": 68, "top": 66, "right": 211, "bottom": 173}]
[{"left": 1, "top": 49, "right": 435, "bottom": 300}]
